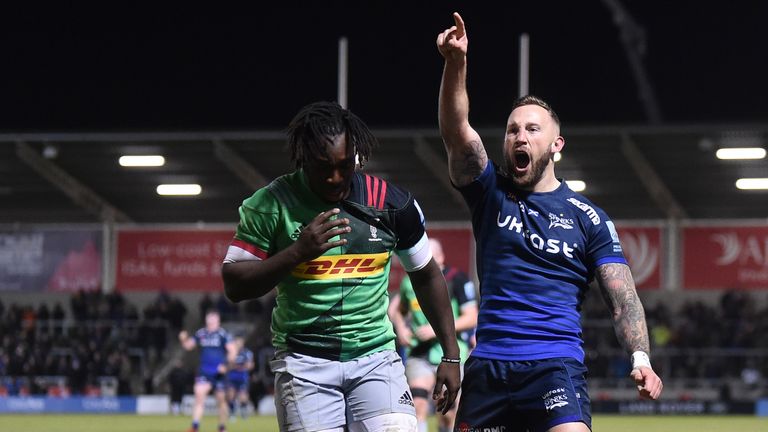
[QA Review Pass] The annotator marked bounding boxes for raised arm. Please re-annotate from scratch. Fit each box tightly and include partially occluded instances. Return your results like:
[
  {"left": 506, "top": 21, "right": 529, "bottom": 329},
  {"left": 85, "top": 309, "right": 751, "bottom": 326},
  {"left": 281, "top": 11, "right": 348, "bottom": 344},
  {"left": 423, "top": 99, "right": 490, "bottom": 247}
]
[
  {"left": 222, "top": 208, "right": 350, "bottom": 302},
  {"left": 595, "top": 262, "right": 663, "bottom": 400},
  {"left": 437, "top": 12, "right": 487, "bottom": 187},
  {"left": 407, "top": 258, "right": 461, "bottom": 414}
]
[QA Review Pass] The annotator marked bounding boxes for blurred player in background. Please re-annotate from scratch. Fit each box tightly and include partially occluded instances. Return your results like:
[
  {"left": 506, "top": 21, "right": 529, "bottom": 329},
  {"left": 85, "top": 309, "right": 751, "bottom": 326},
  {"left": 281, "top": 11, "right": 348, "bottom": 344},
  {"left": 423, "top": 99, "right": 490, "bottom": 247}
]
[
  {"left": 226, "top": 334, "right": 254, "bottom": 421},
  {"left": 179, "top": 309, "right": 236, "bottom": 432},
  {"left": 221, "top": 101, "right": 461, "bottom": 431},
  {"left": 436, "top": 12, "right": 663, "bottom": 432},
  {"left": 389, "top": 238, "right": 478, "bottom": 432}
]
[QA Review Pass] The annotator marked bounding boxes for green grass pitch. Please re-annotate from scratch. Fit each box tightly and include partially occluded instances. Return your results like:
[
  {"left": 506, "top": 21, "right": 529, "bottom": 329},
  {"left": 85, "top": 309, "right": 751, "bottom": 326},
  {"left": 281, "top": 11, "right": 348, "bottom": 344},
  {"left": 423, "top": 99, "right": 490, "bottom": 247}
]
[{"left": 0, "top": 414, "right": 765, "bottom": 431}]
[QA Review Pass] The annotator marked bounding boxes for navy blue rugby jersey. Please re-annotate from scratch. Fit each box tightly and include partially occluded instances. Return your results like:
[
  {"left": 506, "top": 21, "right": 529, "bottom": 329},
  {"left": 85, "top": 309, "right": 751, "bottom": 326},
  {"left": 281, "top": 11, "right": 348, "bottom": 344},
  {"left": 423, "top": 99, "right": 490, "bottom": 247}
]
[
  {"left": 458, "top": 162, "right": 627, "bottom": 362},
  {"left": 193, "top": 327, "right": 233, "bottom": 375}
]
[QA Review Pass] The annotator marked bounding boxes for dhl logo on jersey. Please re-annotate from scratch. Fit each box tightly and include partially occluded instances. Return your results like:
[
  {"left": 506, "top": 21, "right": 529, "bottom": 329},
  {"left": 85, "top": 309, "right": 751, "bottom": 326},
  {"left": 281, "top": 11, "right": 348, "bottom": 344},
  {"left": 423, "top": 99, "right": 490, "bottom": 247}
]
[{"left": 291, "top": 252, "right": 389, "bottom": 280}]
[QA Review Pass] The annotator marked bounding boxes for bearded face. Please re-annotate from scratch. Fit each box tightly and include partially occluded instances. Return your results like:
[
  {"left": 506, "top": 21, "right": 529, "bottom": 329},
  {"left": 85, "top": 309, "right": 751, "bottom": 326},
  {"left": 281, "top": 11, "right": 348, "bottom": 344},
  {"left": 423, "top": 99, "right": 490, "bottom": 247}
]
[
  {"left": 502, "top": 104, "right": 562, "bottom": 191},
  {"left": 504, "top": 149, "right": 549, "bottom": 190}
]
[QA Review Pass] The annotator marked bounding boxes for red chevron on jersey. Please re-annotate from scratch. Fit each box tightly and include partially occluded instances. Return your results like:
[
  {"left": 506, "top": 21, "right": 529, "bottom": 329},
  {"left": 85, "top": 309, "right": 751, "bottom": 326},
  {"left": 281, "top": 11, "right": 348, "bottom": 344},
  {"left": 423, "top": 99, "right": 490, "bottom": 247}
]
[{"left": 365, "top": 174, "right": 388, "bottom": 210}]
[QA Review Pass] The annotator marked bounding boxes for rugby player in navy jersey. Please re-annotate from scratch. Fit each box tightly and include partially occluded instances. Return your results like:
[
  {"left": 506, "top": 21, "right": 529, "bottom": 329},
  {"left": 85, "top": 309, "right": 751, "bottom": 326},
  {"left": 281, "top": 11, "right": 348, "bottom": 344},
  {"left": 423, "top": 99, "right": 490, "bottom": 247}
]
[
  {"left": 436, "top": 12, "right": 663, "bottom": 432},
  {"left": 179, "top": 309, "right": 237, "bottom": 432},
  {"left": 225, "top": 335, "right": 254, "bottom": 420}
]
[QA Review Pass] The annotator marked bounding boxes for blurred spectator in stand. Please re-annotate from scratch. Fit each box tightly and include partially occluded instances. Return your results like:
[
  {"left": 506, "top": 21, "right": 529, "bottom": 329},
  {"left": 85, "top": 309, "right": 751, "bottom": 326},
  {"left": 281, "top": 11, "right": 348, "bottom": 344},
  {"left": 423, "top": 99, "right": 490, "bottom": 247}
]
[
  {"left": 21, "top": 306, "right": 36, "bottom": 331},
  {"left": 36, "top": 303, "right": 50, "bottom": 332},
  {"left": 52, "top": 302, "right": 66, "bottom": 336},
  {"left": 168, "top": 298, "right": 188, "bottom": 333},
  {"left": 70, "top": 290, "right": 87, "bottom": 321},
  {"left": 216, "top": 294, "right": 239, "bottom": 322},
  {"left": 199, "top": 294, "right": 213, "bottom": 325},
  {"left": 169, "top": 358, "right": 192, "bottom": 415}
]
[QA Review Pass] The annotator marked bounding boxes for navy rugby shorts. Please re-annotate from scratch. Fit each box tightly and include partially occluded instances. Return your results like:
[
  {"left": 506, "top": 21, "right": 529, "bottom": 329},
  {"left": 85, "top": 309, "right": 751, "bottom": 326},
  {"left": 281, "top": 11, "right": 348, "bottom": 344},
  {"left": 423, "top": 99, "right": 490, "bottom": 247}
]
[{"left": 455, "top": 357, "right": 591, "bottom": 432}]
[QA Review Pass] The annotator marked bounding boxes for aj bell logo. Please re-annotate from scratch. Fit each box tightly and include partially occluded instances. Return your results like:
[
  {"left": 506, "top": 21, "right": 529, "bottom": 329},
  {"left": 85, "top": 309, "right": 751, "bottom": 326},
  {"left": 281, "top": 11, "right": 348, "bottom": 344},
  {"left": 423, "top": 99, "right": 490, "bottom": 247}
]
[
  {"left": 710, "top": 232, "right": 768, "bottom": 267},
  {"left": 398, "top": 391, "right": 414, "bottom": 407}
]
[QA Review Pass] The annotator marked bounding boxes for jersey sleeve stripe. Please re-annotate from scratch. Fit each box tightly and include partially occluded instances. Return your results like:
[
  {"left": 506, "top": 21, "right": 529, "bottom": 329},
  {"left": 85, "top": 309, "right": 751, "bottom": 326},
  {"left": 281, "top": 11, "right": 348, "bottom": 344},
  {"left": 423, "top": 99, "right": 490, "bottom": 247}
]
[
  {"left": 223, "top": 239, "right": 267, "bottom": 263},
  {"left": 395, "top": 233, "right": 432, "bottom": 272},
  {"left": 594, "top": 256, "right": 628, "bottom": 267},
  {"left": 377, "top": 180, "right": 387, "bottom": 210}
]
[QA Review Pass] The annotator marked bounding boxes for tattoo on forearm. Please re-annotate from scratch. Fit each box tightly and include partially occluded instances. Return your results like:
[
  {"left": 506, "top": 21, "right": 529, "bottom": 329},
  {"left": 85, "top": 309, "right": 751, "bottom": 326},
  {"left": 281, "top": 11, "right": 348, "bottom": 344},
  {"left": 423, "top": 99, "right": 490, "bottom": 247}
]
[
  {"left": 450, "top": 140, "right": 486, "bottom": 183},
  {"left": 596, "top": 263, "right": 650, "bottom": 354}
]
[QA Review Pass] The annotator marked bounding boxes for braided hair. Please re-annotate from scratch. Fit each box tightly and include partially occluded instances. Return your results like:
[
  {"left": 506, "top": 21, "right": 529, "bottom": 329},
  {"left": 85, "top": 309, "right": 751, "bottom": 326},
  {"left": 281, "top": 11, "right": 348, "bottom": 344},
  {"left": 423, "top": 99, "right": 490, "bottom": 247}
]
[{"left": 287, "top": 101, "right": 377, "bottom": 169}]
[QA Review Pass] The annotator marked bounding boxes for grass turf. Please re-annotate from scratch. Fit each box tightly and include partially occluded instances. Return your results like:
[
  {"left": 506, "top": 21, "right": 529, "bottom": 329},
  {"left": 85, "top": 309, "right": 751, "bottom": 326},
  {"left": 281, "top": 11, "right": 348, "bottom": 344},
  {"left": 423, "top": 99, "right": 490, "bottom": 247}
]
[{"left": 0, "top": 414, "right": 766, "bottom": 432}]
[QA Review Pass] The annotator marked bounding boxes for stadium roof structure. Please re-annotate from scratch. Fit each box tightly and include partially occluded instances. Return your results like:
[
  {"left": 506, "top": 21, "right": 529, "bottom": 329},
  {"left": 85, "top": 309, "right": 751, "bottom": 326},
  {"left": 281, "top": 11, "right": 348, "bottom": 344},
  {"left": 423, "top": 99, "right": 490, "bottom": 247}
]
[{"left": 2, "top": 123, "right": 768, "bottom": 225}]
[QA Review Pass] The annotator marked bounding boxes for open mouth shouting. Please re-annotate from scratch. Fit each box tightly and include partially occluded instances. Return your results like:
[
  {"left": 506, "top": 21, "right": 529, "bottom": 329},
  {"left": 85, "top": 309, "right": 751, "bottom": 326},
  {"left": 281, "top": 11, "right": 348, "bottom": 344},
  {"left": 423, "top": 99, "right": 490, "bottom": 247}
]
[{"left": 512, "top": 149, "right": 531, "bottom": 176}]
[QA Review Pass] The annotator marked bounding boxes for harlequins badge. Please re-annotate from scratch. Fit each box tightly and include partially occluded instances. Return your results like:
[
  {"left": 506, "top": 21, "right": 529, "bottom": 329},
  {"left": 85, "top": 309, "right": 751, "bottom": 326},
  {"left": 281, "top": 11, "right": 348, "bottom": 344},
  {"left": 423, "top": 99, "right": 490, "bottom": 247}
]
[{"left": 368, "top": 224, "right": 382, "bottom": 242}]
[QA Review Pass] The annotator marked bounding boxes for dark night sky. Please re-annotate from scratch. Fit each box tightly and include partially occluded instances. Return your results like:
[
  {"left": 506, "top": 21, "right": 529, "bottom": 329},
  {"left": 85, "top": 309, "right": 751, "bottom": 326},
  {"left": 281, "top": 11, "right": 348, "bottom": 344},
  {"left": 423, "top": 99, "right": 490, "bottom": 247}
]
[{"left": 2, "top": 2, "right": 767, "bottom": 132}]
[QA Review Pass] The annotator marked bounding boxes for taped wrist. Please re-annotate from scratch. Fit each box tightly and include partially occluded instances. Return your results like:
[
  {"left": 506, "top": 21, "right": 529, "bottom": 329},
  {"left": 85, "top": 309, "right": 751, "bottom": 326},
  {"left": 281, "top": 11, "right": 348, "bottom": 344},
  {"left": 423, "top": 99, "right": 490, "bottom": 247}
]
[{"left": 631, "top": 351, "right": 652, "bottom": 369}]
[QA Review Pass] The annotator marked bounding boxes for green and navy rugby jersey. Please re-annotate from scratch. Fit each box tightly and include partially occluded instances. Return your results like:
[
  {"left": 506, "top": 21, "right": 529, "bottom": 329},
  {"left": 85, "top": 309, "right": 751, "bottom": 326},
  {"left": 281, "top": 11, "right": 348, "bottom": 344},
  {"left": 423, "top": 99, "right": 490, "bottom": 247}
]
[
  {"left": 224, "top": 169, "right": 431, "bottom": 361},
  {"left": 400, "top": 265, "right": 476, "bottom": 365},
  {"left": 458, "top": 162, "right": 627, "bottom": 363}
]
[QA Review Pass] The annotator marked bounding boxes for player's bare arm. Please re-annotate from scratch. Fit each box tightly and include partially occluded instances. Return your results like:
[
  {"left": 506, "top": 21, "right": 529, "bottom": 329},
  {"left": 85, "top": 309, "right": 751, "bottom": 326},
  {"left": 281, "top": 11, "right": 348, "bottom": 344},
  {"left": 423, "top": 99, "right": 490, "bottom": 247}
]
[
  {"left": 596, "top": 262, "right": 663, "bottom": 400},
  {"left": 455, "top": 303, "right": 478, "bottom": 333},
  {"left": 408, "top": 258, "right": 462, "bottom": 414},
  {"left": 437, "top": 12, "right": 487, "bottom": 187},
  {"left": 595, "top": 263, "right": 648, "bottom": 353},
  {"left": 223, "top": 208, "right": 350, "bottom": 302}
]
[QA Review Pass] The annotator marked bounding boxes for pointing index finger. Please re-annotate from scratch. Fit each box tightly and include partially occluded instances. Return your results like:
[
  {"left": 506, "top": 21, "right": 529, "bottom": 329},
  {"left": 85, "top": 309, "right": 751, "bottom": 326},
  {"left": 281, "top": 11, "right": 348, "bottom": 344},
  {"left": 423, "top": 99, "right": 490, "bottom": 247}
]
[{"left": 453, "top": 12, "right": 465, "bottom": 38}]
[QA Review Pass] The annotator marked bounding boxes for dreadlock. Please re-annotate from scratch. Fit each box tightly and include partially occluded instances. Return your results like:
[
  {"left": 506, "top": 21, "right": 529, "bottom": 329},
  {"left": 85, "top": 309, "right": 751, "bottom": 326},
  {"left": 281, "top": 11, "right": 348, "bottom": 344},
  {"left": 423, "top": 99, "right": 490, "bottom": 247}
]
[{"left": 286, "top": 101, "right": 377, "bottom": 169}]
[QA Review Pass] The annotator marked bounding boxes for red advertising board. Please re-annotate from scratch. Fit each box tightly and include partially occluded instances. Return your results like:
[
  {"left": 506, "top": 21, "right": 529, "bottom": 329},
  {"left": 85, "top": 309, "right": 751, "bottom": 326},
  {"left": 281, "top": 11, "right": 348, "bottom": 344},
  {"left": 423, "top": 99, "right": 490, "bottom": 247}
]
[
  {"left": 116, "top": 230, "right": 233, "bottom": 291},
  {"left": 616, "top": 226, "right": 662, "bottom": 290},
  {"left": 118, "top": 228, "right": 473, "bottom": 293},
  {"left": 389, "top": 226, "right": 661, "bottom": 291},
  {"left": 388, "top": 227, "right": 474, "bottom": 293},
  {"left": 116, "top": 226, "right": 661, "bottom": 292},
  {"left": 683, "top": 225, "right": 768, "bottom": 289}
]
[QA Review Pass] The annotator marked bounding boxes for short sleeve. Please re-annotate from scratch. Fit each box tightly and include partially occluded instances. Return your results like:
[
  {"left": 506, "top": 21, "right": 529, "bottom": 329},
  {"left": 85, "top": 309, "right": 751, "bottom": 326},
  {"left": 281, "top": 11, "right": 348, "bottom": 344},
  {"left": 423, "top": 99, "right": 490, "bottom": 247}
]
[{"left": 224, "top": 189, "right": 280, "bottom": 263}]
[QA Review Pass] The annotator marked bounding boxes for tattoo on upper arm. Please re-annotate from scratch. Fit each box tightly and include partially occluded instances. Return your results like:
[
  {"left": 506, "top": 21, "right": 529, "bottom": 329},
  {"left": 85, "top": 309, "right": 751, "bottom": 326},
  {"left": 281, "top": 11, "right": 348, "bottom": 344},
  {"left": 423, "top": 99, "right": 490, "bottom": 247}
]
[
  {"left": 596, "top": 263, "right": 650, "bottom": 354},
  {"left": 450, "top": 139, "right": 487, "bottom": 185}
]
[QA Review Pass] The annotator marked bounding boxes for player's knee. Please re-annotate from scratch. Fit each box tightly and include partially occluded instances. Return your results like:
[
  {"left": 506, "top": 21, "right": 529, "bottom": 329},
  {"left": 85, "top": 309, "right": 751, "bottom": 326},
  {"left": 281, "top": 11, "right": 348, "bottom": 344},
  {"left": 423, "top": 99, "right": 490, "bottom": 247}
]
[{"left": 348, "top": 413, "right": 417, "bottom": 432}]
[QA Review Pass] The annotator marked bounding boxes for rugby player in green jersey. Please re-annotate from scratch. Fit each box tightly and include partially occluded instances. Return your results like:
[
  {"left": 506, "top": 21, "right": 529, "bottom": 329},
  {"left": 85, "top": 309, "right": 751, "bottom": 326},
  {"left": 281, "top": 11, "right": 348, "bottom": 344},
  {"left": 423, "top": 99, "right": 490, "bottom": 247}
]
[{"left": 222, "top": 101, "right": 461, "bottom": 432}]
